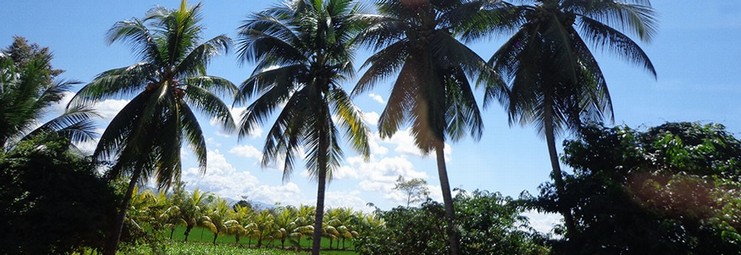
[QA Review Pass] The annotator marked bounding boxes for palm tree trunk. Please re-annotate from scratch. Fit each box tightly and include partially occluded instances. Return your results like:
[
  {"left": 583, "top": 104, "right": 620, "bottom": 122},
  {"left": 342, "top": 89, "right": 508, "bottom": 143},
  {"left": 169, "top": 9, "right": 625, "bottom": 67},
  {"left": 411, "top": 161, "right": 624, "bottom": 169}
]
[
  {"left": 312, "top": 124, "right": 329, "bottom": 255},
  {"left": 543, "top": 108, "right": 577, "bottom": 238},
  {"left": 103, "top": 167, "right": 142, "bottom": 255},
  {"left": 435, "top": 142, "right": 461, "bottom": 255},
  {"left": 184, "top": 224, "right": 193, "bottom": 241},
  {"left": 213, "top": 233, "right": 218, "bottom": 245},
  {"left": 311, "top": 158, "right": 327, "bottom": 255}
]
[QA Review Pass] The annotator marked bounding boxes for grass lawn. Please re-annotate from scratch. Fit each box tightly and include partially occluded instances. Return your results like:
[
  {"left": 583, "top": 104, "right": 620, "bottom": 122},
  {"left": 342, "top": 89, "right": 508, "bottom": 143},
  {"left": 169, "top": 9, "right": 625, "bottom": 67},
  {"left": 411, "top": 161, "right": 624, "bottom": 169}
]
[{"left": 120, "top": 226, "right": 358, "bottom": 255}]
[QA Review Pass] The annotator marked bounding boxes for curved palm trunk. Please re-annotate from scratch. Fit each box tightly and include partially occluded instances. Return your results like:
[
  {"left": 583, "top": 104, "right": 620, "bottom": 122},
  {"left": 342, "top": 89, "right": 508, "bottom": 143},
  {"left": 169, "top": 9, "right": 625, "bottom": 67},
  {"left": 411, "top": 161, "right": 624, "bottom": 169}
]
[
  {"left": 435, "top": 142, "right": 461, "bottom": 255},
  {"left": 212, "top": 232, "right": 218, "bottom": 244},
  {"left": 543, "top": 105, "right": 577, "bottom": 238},
  {"left": 184, "top": 224, "right": 194, "bottom": 241},
  {"left": 311, "top": 128, "right": 328, "bottom": 255},
  {"left": 103, "top": 167, "right": 142, "bottom": 255}
]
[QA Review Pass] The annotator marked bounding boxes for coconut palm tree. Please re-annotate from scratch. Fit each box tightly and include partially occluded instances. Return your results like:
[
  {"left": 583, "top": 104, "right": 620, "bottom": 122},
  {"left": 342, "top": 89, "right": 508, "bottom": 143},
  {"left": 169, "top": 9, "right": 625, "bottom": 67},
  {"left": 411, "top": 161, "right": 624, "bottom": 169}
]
[
  {"left": 225, "top": 204, "right": 253, "bottom": 245},
  {"left": 325, "top": 207, "right": 356, "bottom": 249},
  {"left": 246, "top": 209, "right": 276, "bottom": 248},
  {"left": 0, "top": 37, "right": 97, "bottom": 151},
  {"left": 273, "top": 206, "right": 297, "bottom": 249},
  {"left": 236, "top": 1, "right": 371, "bottom": 254},
  {"left": 479, "top": 0, "right": 657, "bottom": 237},
  {"left": 201, "top": 198, "right": 233, "bottom": 244},
  {"left": 68, "top": 1, "right": 236, "bottom": 253},
  {"left": 352, "top": 1, "right": 502, "bottom": 253},
  {"left": 167, "top": 186, "right": 213, "bottom": 241}
]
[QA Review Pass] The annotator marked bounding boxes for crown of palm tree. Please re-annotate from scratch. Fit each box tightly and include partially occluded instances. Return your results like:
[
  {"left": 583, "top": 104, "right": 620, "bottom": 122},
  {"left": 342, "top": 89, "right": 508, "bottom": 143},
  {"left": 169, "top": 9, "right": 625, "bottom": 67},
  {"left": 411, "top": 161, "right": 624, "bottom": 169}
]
[{"left": 70, "top": 0, "right": 237, "bottom": 188}]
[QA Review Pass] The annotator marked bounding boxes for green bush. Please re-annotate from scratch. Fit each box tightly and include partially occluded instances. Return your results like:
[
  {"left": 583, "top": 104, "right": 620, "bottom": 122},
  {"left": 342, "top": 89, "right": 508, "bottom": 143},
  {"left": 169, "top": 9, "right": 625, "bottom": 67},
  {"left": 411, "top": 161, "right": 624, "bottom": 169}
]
[
  {"left": 0, "top": 135, "right": 118, "bottom": 254},
  {"left": 355, "top": 192, "right": 550, "bottom": 255}
]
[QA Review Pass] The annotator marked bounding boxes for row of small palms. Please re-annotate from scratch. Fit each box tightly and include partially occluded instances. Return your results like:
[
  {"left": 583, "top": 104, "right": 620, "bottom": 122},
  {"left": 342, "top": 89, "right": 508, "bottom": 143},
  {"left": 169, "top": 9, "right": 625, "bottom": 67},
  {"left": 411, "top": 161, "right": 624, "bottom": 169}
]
[
  {"left": 126, "top": 184, "right": 377, "bottom": 251},
  {"left": 38, "top": 0, "right": 656, "bottom": 255}
]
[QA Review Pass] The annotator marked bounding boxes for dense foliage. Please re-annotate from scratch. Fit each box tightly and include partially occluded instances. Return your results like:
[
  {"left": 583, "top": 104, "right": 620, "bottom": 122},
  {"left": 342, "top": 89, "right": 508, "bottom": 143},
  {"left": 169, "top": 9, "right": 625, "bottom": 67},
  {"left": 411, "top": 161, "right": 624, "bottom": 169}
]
[
  {"left": 355, "top": 190, "right": 550, "bottom": 255},
  {"left": 0, "top": 135, "right": 117, "bottom": 254},
  {"left": 0, "top": 37, "right": 96, "bottom": 151},
  {"left": 531, "top": 122, "right": 741, "bottom": 254}
]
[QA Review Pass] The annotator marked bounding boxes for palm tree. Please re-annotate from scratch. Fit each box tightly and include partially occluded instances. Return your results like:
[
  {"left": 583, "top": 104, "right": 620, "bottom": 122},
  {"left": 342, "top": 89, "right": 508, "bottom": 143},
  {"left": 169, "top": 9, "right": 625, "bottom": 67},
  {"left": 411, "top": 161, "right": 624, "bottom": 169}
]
[
  {"left": 246, "top": 209, "right": 276, "bottom": 248},
  {"left": 225, "top": 204, "right": 253, "bottom": 245},
  {"left": 325, "top": 207, "right": 356, "bottom": 249},
  {"left": 352, "top": 1, "right": 502, "bottom": 253},
  {"left": 236, "top": 1, "right": 371, "bottom": 254},
  {"left": 0, "top": 37, "right": 97, "bottom": 151},
  {"left": 480, "top": 0, "right": 657, "bottom": 237},
  {"left": 273, "top": 206, "right": 297, "bottom": 249},
  {"left": 291, "top": 205, "right": 316, "bottom": 247},
  {"left": 201, "top": 198, "right": 233, "bottom": 244},
  {"left": 167, "top": 186, "right": 213, "bottom": 241},
  {"left": 68, "top": 1, "right": 236, "bottom": 253}
]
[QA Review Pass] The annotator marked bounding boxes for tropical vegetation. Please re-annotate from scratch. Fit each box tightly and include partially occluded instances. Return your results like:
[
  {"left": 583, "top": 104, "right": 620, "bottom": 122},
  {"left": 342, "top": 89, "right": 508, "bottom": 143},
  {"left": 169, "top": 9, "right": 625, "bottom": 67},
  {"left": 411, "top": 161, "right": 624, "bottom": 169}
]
[
  {"left": 68, "top": 1, "right": 236, "bottom": 253},
  {"left": 478, "top": 0, "right": 657, "bottom": 238},
  {"left": 7, "top": 0, "right": 741, "bottom": 255},
  {"left": 235, "top": 0, "right": 371, "bottom": 254}
]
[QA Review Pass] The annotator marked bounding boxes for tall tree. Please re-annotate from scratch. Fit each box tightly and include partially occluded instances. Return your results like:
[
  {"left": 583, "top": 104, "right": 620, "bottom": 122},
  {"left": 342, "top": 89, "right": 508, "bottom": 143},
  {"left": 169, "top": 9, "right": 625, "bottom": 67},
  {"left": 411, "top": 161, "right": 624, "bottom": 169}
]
[
  {"left": 0, "top": 37, "right": 97, "bottom": 151},
  {"left": 236, "top": 1, "right": 371, "bottom": 254},
  {"left": 480, "top": 0, "right": 657, "bottom": 237},
  {"left": 393, "top": 175, "right": 431, "bottom": 207},
  {"left": 69, "top": 1, "right": 236, "bottom": 253},
  {"left": 352, "top": 1, "right": 502, "bottom": 253}
]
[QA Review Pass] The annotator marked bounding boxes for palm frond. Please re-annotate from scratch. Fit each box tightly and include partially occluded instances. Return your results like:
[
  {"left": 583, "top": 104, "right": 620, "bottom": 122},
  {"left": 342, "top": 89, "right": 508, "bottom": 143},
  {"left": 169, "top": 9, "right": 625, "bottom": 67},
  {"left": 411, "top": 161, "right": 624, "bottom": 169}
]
[
  {"left": 106, "top": 18, "right": 163, "bottom": 65},
  {"left": 177, "top": 35, "right": 231, "bottom": 78},
  {"left": 579, "top": 16, "right": 656, "bottom": 77},
  {"left": 353, "top": 40, "right": 408, "bottom": 96},
  {"left": 183, "top": 85, "right": 237, "bottom": 133},
  {"left": 329, "top": 88, "right": 370, "bottom": 158},
  {"left": 68, "top": 63, "right": 156, "bottom": 106},
  {"left": 573, "top": 0, "right": 657, "bottom": 42}
]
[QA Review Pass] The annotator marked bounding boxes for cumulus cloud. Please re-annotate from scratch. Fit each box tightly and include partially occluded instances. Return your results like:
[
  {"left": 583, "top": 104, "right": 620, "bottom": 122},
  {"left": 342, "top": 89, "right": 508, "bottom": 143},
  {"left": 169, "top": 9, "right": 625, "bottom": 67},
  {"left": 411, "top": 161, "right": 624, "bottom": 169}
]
[
  {"left": 362, "top": 111, "right": 380, "bottom": 126},
  {"left": 233, "top": 107, "right": 263, "bottom": 138},
  {"left": 229, "top": 144, "right": 262, "bottom": 160},
  {"left": 368, "top": 93, "right": 385, "bottom": 104},
  {"left": 325, "top": 190, "right": 376, "bottom": 213},
  {"left": 182, "top": 150, "right": 303, "bottom": 204},
  {"left": 47, "top": 92, "right": 127, "bottom": 124},
  {"left": 94, "top": 99, "right": 129, "bottom": 120},
  {"left": 380, "top": 128, "right": 452, "bottom": 161},
  {"left": 521, "top": 210, "right": 562, "bottom": 234}
]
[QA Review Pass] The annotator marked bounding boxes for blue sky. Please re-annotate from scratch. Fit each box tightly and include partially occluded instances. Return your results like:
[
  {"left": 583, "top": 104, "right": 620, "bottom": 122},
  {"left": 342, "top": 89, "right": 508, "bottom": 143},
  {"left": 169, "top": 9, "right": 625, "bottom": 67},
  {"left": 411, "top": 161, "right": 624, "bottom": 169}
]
[{"left": 2, "top": 1, "right": 740, "bottom": 232}]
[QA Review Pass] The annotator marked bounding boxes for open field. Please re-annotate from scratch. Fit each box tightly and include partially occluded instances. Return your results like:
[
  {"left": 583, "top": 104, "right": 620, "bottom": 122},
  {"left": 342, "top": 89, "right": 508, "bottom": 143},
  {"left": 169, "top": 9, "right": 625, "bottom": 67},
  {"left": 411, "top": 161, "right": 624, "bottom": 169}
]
[
  {"left": 117, "top": 226, "right": 358, "bottom": 255},
  {"left": 117, "top": 241, "right": 356, "bottom": 255}
]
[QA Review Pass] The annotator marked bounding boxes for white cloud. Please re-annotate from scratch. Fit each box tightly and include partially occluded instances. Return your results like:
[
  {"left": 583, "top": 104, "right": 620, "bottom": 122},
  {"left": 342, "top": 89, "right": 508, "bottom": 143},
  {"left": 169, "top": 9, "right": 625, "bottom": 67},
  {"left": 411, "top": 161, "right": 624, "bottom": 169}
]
[
  {"left": 225, "top": 107, "right": 263, "bottom": 138},
  {"left": 46, "top": 92, "right": 127, "bottom": 124},
  {"left": 362, "top": 111, "right": 380, "bottom": 126},
  {"left": 368, "top": 93, "right": 385, "bottom": 104},
  {"left": 49, "top": 91, "right": 76, "bottom": 116},
  {"left": 182, "top": 150, "right": 302, "bottom": 204},
  {"left": 229, "top": 144, "right": 262, "bottom": 160},
  {"left": 94, "top": 99, "right": 129, "bottom": 120},
  {"left": 380, "top": 128, "right": 452, "bottom": 161},
  {"left": 521, "top": 210, "right": 562, "bottom": 234},
  {"left": 325, "top": 190, "right": 375, "bottom": 213}
]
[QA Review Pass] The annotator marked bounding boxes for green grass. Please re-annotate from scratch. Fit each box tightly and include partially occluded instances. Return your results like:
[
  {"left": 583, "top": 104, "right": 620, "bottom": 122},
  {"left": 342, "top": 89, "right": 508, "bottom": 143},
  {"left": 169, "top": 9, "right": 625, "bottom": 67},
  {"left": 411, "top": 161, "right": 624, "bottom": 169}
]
[
  {"left": 134, "top": 226, "right": 357, "bottom": 255},
  {"left": 117, "top": 240, "right": 357, "bottom": 255}
]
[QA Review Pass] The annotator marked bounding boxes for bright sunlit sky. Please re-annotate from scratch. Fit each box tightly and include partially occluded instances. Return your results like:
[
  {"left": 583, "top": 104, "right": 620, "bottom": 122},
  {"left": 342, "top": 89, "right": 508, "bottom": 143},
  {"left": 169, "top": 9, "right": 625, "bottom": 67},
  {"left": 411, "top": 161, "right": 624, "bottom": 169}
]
[{"left": 2, "top": 1, "right": 740, "bottom": 231}]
